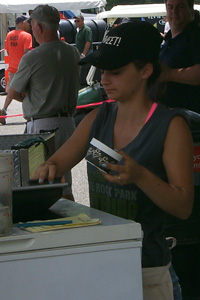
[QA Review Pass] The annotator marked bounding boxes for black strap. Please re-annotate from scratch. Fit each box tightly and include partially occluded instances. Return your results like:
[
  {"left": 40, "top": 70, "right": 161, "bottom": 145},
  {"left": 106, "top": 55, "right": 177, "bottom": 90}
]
[{"left": 11, "top": 137, "right": 49, "bottom": 153}]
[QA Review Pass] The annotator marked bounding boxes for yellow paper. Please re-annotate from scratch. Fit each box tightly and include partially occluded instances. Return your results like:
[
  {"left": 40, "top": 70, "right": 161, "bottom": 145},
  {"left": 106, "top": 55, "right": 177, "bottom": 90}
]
[{"left": 18, "top": 214, "right": 101, "bottom": 233}]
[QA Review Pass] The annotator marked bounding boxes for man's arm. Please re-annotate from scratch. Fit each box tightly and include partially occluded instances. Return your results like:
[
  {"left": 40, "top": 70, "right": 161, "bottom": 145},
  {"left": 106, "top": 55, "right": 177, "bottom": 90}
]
[
  {"left": 3, "top": 94, "right": 13, "bottom": 111},
  {"left": 81, "top": 41, "right": 91, "bottom": 57},
  {"left": 1, "top": 87, "right": 24, "bottom": 123},
  {"left": 7, "top": 86, "right": 25, "bottom": 103},
  {"left": 23, "top": 33, "right": 33, "bottom": 54},
  {"left": 159, "top": 63, "right": 200, "bottom": 85}
]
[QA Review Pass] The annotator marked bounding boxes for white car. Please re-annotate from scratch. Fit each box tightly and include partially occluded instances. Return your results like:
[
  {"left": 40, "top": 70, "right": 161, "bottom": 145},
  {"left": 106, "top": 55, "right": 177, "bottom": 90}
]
[{"left": 0, "top": 61, "right": 6, "bottom": 93}]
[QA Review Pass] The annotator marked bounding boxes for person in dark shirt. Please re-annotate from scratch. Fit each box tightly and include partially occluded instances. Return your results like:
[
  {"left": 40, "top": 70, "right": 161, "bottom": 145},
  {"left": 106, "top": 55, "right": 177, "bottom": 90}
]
[{"left": 154, "top": 0, "right": 200, "bottom": 113}]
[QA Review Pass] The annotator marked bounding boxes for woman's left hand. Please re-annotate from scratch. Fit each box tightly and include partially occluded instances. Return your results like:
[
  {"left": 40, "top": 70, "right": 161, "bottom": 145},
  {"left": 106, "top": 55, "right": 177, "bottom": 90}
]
[{"left": 102, "top": 150, "right": 144, "bottom": 185}]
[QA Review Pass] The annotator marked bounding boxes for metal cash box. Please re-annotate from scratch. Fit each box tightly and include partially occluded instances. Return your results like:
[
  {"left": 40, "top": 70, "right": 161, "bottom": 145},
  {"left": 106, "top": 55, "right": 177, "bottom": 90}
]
[{"left": 0, "top": 133, "right": 55, "bottom": 187}]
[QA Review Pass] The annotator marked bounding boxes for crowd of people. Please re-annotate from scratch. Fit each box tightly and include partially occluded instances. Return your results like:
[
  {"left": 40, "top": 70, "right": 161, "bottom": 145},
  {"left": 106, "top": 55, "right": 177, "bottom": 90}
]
[
  {"left": 0, "top": 0, "right": 199, "bottom": 299},
  {"left": 0, "top": 10, "right": 92, "bottom": 124}
]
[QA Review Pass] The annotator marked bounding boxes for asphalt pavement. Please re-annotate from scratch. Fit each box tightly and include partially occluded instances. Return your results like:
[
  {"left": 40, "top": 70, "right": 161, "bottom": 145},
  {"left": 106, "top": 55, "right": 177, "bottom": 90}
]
[{"left": 0, "top": 94, "right": 90, "bottom": 206}]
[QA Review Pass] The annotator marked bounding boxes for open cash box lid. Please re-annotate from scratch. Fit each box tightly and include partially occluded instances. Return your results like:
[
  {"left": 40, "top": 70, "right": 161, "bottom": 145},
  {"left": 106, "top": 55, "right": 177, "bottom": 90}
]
[{"left": 13, "top": 182, "right": 69, "bottom": 223}]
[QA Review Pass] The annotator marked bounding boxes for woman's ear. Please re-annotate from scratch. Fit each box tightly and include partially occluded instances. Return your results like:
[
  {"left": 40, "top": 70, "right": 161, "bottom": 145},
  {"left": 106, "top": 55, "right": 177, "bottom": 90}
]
[{"left": 141, "top": 63, "right": 153, "bottom": 79}]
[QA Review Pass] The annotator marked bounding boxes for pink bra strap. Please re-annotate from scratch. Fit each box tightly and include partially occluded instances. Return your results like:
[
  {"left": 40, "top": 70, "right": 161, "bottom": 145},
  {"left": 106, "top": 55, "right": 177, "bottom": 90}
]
[{"left": 145, "top": 102, "right": 158, "bottom": 124}]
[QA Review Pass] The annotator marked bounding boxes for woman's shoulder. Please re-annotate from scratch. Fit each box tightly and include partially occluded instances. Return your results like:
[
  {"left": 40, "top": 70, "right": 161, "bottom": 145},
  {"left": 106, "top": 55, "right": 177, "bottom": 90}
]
[
  {"left": 148, "top": 103, "right": 190, "bottom": 138},
  {"left": 157, "top": 104, "right": 192, "bottom": 143}
]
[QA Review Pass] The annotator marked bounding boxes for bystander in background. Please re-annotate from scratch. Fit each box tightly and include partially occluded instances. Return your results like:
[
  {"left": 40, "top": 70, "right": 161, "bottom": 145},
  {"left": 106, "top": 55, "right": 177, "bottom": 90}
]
[
  {"left": 0, "top": 15, "right": 32, "bottom": 125},
  {"left": 74, "top": 14, "right": 93, "bottom": 87},
  {"left": 74, "top": 14, "right": 93, "bottom": 58},
  {"left": 160, "top": 16, "right": 170, "bottom": 39},
  {"left": 152, "top": 0, "right": 200, "bottom": 113},
  {"left": 5, "top": 5, "right": 80, "bottom": 201},
  {"left": 150, "top": 0, "right": 200, "bottom": 298}
]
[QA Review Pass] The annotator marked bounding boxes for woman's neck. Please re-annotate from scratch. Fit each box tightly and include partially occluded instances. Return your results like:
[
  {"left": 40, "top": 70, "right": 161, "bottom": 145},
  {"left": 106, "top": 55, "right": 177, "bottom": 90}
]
[
  {"left": 113, "top": 97, "right": 154, "bottom": 150},
  {"left": 117, "top": 94, "right": 153, "bottom": 121}
]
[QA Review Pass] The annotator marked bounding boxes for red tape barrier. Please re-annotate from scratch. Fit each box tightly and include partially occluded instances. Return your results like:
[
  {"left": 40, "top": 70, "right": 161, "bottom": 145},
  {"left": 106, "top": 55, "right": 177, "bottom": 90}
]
[
  {"left": 0, "top": 113, "right": 23, "bottom": 119},
  {"left": 0, "top": 99, "right": 115, "bottom": 119}
]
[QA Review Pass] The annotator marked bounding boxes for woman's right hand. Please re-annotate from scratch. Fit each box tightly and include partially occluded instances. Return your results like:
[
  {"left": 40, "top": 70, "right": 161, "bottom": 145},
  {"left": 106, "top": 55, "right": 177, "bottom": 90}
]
[{"left": 32, "top": 161, "right": 64, "bottom": 184}]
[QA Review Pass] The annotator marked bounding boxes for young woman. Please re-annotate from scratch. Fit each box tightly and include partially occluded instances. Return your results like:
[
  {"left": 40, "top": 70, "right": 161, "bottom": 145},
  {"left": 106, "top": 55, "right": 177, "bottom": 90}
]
[{"left": 33, "top": 22, "right": 194, "bottom": 300}]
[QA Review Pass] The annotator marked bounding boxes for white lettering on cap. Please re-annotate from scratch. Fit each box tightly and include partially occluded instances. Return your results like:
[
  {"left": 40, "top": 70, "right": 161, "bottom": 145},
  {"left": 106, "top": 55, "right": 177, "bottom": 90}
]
[{"left": 102, "top": 35, "right": 121, "bottom": 47}]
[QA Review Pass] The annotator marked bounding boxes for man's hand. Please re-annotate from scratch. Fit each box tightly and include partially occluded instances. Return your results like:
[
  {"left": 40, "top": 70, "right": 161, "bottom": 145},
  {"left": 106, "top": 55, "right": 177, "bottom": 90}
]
[
  {"left": 0, "top": 108, "right": 7, "bottom": 125},
  {"left": 158, "top": 62, "right": 200, "bottom": 85}
]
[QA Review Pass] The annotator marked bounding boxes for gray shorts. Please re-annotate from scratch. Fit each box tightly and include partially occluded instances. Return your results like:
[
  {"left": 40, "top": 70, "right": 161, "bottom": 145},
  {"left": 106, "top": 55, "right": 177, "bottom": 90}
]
[{"left": 26, "top": 116, "right": 76, "bottom": 195}]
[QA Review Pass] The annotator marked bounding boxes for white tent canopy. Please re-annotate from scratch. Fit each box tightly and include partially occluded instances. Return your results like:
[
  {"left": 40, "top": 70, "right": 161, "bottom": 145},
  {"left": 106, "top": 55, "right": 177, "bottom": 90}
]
[{"left": 0, "top": 0, "right": 106, "bottom": 13}]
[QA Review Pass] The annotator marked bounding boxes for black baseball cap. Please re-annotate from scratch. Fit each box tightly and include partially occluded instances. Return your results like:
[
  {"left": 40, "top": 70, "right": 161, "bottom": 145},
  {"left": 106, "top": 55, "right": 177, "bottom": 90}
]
[
  {"left": 80, "top": 21, "right": 162, "bottom": 70},
  {"left": 16, "top": 15, "right": 28, "bottom": 25},
  {"left": 30, "top": 5, "right": 60, "bottom": 29}
]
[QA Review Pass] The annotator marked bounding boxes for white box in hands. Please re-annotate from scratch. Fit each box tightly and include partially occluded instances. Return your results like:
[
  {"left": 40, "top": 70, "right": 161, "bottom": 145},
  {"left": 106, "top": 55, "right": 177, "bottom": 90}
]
[{"left": 85, "top": 138, "right": 122, "bottom": 173}]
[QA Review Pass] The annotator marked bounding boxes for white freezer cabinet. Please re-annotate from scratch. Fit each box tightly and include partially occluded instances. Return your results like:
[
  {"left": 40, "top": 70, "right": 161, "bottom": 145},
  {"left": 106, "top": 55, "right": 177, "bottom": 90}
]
[{"left": 0, "top": 199, "right": 143, "bottom": 300}]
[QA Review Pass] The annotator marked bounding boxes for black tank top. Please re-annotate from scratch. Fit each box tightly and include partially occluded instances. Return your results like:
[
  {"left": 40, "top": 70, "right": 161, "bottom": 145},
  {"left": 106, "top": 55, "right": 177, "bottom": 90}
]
[{"left": 87, "top": 101, "right": 186, "bottom": 267}]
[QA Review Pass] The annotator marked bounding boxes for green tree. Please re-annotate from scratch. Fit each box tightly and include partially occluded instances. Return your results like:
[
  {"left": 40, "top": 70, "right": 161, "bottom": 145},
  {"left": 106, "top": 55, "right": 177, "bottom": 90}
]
[{"left": 106, "top": 0, "right": 132, "bottom": 10}]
